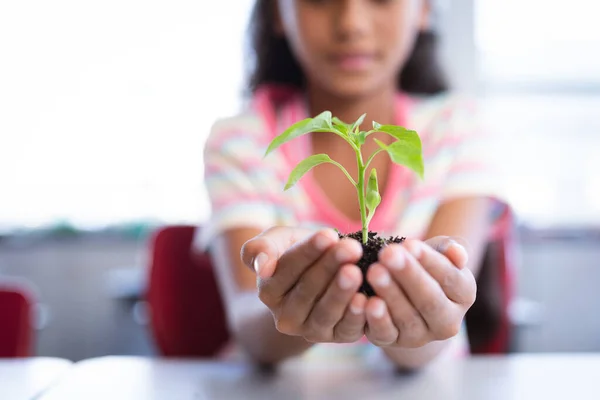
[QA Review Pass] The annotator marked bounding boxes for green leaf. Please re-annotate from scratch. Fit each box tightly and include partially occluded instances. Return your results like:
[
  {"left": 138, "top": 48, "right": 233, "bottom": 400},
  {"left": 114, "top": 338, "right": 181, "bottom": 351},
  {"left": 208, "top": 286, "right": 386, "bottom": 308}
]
[
  {"left": 374, "top": 138, "right": 424, "bottom": 179},
  {"left": 371, "top": 124, "right": 423, "bottom": 178},
  {"left": 374, "top": 124, "right": 422, "bottom": 152},
  {"left": 356, "top": 131, "right": 367, "bottom": 146},
  {"left": 367, "top": 168, "right": 379, "bottom": 195},
  {"left": 284, "top": 154, "right": 335, "bottom": 190},
  {"left": 332, "top": 118, "right": 349, "bottom": 135},
  {"left": 366, "top": 168, "right": 381, "bottom": 213},
  {"left": 332, "top": 116, "right": 347, "bottom": 126},
  {"left": 350, "top": 113, "right": 366, "bottom": 134},
  {"left": 264, "top": 111, "right": 332, "bottom": 157}
]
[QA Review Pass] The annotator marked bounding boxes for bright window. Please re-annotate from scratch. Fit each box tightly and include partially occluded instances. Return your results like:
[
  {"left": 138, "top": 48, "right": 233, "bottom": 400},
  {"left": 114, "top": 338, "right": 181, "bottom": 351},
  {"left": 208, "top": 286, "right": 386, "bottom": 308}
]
[
  {"left": 0, "top": 1, "right": 254, "bottom": 231},
  {"left": 475, "top": 0, "right": 600, "bottom": 88},
  {"left": 475, "top": 0, "right": 600, "bottom": 227}
]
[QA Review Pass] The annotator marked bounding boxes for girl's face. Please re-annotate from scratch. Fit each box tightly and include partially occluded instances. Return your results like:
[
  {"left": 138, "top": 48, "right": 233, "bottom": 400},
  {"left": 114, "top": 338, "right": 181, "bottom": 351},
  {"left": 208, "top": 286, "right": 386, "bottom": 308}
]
[{"left": 276, "top": 0, "right": 429, "bottom": 98}]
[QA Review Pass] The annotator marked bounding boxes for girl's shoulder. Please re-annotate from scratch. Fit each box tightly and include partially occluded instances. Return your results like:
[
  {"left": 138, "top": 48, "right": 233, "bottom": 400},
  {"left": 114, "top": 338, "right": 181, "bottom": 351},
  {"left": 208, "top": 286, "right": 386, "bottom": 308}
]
[
  {"left": 206, "top": 84, "right": 300, "bottom": 149},
  {"left": 206, "top": 109, "right": 265, "bottom": 146},
  {"left": 407, "top": 91, "right": 479, "bottom": 126},
  {"left": 405, "top": 91, "right": 482, "bottom": 143}
]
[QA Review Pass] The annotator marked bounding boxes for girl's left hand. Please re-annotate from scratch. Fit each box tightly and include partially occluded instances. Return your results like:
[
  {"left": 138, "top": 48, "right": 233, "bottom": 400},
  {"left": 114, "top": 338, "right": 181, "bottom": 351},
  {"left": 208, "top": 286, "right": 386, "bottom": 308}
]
[{"left": 364, "top": 237, "right": 477, "bottom": 348}]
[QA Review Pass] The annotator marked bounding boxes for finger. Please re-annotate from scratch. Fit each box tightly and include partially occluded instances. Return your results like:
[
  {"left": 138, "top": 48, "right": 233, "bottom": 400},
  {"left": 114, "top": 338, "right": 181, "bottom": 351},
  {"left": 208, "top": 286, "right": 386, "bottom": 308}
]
[
  {"left": 424, "top": 236, "right": 469, "bottom": 269},
  {"left": 334, "top": 292, "right": 368, "bottom": 343},
  {"left": 243, "top": 227, "right": 339, "bottom": 279},
  {"left": 268, "top": 229, "right": 342, "bottom": 295},
  {"left": 364, "top": 297, "right": 398, "bottom": 346},
  {"left": 404, "top": 240, "right": 476, "bottom": 306},
  {"left": 241, "top": 226, "right": 315, "bottom": 276},
  {"left": 305, "top": 265, "right": 363, "bottom": 342},
  {"left": 366, "top": 263, "right": 429, "bottom": 347},
  {"left": 281, "top": 238, "right": 363, "bottom": 322},
  {"left": 378, "top": 244, "right": 455, "bottom": 336}
]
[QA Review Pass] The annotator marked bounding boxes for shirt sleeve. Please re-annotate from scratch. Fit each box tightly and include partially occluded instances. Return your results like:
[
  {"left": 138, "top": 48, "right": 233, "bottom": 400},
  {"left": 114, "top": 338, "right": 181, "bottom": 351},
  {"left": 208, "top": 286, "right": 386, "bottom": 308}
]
[
  {"left": 194, "top": 114, "right": 290, "bottom": 251},
  {"left": 438, "top": 96, "right": 508, "bottom": 204}
]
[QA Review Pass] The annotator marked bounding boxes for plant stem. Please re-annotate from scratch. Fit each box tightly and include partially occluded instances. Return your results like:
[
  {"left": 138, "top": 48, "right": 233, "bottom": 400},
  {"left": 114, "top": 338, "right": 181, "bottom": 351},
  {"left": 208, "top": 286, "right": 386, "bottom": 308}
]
[
  {"left": 365, "top": 148, "right": 385, "bottom": 170},
  {"left": 330, "top": 160, "right": 357, "bottom": 187},
  {"left": 355, "top": 150, "right": 368, "bottom": 245}
]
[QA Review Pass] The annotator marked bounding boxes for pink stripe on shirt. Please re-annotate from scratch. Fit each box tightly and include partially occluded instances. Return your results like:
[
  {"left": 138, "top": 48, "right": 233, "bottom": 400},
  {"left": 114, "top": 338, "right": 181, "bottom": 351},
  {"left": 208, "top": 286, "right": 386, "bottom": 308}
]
[{"left": 260, "top": 89, "right": 417, "bottom": 234}]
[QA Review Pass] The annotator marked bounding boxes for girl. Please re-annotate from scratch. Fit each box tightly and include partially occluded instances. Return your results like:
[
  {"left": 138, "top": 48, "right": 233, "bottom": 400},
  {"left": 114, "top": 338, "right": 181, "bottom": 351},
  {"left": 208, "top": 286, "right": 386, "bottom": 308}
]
[{"left": 196, "top": 0, "right": 505, "bottom": 369}]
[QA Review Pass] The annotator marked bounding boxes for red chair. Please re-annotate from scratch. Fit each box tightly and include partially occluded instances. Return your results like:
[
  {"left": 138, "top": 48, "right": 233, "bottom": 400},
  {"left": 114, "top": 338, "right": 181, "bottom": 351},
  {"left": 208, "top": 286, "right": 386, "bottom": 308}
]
[
  {"left": 465, "top": 204, "right": 517, "bottom": 354},
  {"left": 0, "top": 282, "right": 35, "bottom": 357},
  {"left": 147, "top": 209, "right": 517, "bottom": 357},
  {"left": 146, "top": 225, "right": 230, "bottom": 357}
]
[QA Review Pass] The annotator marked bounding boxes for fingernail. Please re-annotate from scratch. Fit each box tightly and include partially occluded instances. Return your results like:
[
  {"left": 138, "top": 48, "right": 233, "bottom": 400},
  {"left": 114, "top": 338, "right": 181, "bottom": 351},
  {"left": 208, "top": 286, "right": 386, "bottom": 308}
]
[
  {"left": 407, "top": 241, "right": 423, "bottom": 258},
  {"left": 253, "top": 252, "right": 268, "bottom": 274},
  {"left": 442, "top": 236, "right": 470, "bottom": 253},
  {"left": 314, "top": 233, "right": 332, "bottom": 251},
  {"left": 437, "top": 238, "right": 469, "bottom": 269},
  {"left": 350, "top": 296, "right": 365, "bottom": 315},
  {"left": 385, "top": 248, "right": 405, "bottom": 270},
  {"left": 374, "top": 270, "right": 390, "bottom": 287},
  {"left": 449, "top": 240, "right": 469, "bottom": 269},
  {"left": 371, "top": 301, "right": 386, "bottom": 319},
  {"left": 350, "top": 304, "right": 362, "bottom": 315},
  {"left": 455, "top": 245, "right": 469, "bottom": 269},
  {"left": 337, "top": 272, "right": 354, "bottom": 290},
  {"left": 438, "top": 238, "right": 457, "bottom": 253},
  {"left": 336, "top": 244, "right": 358, "bottom": 263}
]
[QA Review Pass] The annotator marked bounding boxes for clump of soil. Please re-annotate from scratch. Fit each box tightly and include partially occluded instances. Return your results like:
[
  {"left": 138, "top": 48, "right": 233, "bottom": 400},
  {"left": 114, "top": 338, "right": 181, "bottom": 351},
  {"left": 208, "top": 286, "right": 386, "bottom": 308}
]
[{"left": 338, "top": 230, "right": 405, "bottom": 297}]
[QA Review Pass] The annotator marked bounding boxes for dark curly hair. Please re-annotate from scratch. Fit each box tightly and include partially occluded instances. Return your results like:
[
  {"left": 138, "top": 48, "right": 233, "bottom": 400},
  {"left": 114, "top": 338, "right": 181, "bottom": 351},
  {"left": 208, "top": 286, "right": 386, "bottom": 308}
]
[{"left": 245, "top": 0, "right": 449, "bottom": 96}]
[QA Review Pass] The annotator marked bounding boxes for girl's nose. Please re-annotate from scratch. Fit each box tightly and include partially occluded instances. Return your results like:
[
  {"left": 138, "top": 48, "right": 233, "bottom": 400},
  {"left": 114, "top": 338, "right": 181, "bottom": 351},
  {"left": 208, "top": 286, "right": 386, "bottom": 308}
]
[{"left": 334, "top": 0, "right": 370, "bottom": 41}]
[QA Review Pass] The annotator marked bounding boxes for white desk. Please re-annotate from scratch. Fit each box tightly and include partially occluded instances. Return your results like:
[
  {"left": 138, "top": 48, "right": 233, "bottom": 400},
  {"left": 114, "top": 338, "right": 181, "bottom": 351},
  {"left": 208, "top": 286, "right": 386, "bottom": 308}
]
[
  {"left": 0, "top": 357, "right": 72, "bottom": 400},
  {"left": 39, "top": 354, "right": 600, "bottom": 400}
]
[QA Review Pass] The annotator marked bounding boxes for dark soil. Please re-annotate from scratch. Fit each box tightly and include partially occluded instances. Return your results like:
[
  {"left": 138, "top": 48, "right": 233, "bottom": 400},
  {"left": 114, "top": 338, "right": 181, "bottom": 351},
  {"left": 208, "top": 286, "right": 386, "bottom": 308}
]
[{"left": 338, "top": 230, "right": 405, "bottom": 297}]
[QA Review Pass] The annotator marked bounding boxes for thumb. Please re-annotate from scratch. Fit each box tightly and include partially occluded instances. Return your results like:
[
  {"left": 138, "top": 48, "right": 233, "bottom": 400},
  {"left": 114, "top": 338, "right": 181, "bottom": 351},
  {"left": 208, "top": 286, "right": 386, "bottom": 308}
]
[
  {"left": 240, "top": 226, "right": 326, "bottom": 278},
  {"left": 424, "top": 236, "right": 469, "bottom": 269}
]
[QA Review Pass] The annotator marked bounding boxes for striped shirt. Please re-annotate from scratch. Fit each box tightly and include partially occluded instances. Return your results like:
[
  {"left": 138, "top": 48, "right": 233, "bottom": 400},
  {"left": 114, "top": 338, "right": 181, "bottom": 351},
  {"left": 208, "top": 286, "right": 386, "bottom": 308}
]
[
  {"left": 197, "top": 84, "right": 505, "bottom": 249},
  {"left": 197, "top": 84, "right": 506, "bottom": 360}
]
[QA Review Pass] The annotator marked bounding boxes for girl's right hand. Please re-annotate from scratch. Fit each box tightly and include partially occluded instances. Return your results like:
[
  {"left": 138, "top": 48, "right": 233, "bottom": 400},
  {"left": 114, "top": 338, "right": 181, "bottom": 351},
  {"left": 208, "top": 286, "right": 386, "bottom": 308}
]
[{"left": 241, "top": 226, "right": 367, "bottom": 344}]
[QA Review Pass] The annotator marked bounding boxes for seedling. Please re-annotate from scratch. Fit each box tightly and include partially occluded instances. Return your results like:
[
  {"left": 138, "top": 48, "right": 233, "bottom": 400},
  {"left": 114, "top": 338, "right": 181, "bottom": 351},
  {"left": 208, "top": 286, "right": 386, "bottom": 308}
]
[{"left": 264, "top": 111, "right": 424, "bottom": 296}]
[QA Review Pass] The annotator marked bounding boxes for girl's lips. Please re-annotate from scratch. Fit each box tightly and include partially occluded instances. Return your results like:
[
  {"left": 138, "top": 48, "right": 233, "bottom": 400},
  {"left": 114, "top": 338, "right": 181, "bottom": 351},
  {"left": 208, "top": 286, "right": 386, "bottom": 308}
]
[{"left": 331, "top": 53, "right": 376, "bottom": 71}]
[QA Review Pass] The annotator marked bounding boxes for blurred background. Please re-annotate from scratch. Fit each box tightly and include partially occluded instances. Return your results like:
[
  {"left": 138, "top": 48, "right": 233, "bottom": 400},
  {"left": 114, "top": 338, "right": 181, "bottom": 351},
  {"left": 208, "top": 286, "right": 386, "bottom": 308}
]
[{"left": 0, "top": 0, "right": 598, "bottom": 361}]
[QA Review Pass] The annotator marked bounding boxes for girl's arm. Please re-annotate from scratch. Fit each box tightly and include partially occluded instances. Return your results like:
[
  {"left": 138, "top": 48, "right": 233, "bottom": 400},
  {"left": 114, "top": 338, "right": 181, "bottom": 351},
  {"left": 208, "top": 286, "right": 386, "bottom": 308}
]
[
  {"left": 208, "top": 228, "right": 315, "bottom": 364},
  {"left": 421, "top": 196, "right": 493, "bottom": 277},
  {"left": 379, "top": 196, "right": 493, "bottom": 370},
  {"left": 208, "top": 226, "right": 368, "bottom": 365}
]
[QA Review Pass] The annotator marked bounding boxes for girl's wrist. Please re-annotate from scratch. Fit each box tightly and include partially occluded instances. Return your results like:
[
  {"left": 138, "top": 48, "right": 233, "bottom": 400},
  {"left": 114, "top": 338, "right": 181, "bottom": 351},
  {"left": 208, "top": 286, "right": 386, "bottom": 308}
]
[{"left": 379, "top": 339, "right": 452, "bottom": 370}]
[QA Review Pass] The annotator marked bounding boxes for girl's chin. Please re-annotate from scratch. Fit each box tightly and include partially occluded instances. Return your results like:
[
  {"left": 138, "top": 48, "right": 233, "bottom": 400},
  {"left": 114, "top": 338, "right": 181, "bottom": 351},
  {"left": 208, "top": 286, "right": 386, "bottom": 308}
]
[{"left": 318, "top": 76, "right": 391, "bottom": 99}]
